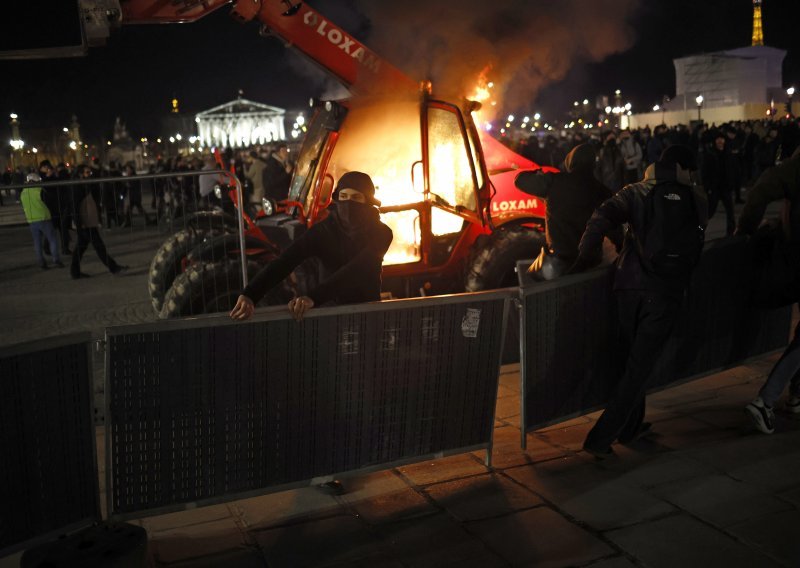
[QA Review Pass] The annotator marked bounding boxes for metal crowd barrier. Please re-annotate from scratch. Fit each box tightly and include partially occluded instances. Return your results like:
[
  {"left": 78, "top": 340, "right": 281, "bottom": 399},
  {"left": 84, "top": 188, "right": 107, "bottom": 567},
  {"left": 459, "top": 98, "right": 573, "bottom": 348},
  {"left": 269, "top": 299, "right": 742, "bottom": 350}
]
[
  {"left": 0, "top": 334, "right": 99, "bottom": 557},
  {"left": 104, "top": 291, "right": 511, "bottom": 519},
  {"left": 519, "top": 237, "right": 793, "bottom": 441},
  {"left": 3, "top": 170, "right": 251, "bottom": 320}
]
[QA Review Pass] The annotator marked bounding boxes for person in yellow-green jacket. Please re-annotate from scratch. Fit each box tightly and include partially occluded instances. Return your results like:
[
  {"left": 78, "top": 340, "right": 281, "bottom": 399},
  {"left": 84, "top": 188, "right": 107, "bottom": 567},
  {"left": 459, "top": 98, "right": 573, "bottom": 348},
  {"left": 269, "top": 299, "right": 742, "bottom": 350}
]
[{"left": 21, "top": 172, "right": 63, "bottom": 270}]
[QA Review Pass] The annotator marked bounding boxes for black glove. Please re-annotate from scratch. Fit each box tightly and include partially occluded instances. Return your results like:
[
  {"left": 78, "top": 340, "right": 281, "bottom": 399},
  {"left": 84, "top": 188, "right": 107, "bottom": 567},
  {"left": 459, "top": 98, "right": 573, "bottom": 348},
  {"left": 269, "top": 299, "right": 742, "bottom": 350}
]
[{"left": 565, "top": 255, "right": 592, "bottom": 275}]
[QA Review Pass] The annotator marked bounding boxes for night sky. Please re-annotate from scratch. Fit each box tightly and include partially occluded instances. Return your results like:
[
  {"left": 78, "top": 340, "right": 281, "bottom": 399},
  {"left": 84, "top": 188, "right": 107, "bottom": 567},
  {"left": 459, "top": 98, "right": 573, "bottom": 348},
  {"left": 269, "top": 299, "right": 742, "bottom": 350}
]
[{"left": 0, "top": 0, "right": 797, "bottom": 143}]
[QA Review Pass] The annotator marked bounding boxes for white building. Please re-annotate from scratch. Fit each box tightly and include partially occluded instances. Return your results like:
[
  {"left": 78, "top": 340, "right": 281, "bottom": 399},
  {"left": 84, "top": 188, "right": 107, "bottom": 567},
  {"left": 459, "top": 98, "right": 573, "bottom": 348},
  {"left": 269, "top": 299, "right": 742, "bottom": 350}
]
[
  {"left": 195, "top": 97, "right": 286, "bottom": 148},
  {"left": 630, "top": 45, "right": 795, "bottom": 128}
]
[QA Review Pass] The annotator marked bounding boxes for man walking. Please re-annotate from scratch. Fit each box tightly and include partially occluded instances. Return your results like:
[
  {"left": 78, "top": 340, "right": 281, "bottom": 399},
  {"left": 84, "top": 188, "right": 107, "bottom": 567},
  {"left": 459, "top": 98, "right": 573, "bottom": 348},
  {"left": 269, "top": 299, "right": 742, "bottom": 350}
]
[
  {"left": 569, "top": 145, "right": 708, "bottom": 458},
  {"left": 21, "top": 172, "right": 63, "bottom": 270}
]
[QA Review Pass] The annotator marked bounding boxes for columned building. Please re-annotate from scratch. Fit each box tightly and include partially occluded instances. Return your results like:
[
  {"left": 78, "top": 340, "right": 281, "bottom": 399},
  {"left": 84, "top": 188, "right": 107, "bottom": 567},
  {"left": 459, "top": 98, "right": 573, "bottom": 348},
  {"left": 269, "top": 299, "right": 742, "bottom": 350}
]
[{"left": 195, "top": 97, "right": 286, "bottom": 148}]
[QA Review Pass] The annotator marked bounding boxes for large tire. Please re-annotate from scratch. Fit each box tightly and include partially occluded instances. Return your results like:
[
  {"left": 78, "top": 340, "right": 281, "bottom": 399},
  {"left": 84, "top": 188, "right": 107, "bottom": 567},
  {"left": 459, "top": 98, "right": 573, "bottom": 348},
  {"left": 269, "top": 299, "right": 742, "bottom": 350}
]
[
  {"left": 159, "top": 259, "right": 292, "bottom": 319},
  {"left": 148, "top": 228, "right": 216, "bottom": 313},
  {"left": 464, "top": 226, "right": 545, "bottom": 291}
]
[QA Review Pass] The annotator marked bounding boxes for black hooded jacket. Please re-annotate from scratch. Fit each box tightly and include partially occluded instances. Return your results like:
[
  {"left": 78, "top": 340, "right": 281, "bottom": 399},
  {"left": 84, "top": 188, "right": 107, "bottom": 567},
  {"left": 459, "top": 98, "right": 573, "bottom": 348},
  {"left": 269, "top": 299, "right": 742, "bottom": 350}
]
[
  {"left": 242, "top": 202, "right": 393, "bottom": 306},
  {"left": 514, "top": 144, "right": 615, "bottom": 261}
]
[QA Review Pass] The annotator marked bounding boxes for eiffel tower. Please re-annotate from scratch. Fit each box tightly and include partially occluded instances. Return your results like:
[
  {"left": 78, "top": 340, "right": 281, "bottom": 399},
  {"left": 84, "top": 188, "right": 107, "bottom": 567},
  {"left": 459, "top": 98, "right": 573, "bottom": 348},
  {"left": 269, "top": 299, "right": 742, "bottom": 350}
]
[{"left": 752, "top": 0, "right": 764, "bottom": 46}]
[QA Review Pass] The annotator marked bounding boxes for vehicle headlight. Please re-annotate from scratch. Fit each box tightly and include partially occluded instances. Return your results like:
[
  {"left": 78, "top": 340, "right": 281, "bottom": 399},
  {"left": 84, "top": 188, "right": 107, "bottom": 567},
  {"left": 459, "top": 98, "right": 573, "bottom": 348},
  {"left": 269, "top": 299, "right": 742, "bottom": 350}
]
[
  {"left": 213, "top": 185, "right": 222, "bottom": 199},
  {"left": 262, "top": 198, "right": 274, "bottom": 216}
]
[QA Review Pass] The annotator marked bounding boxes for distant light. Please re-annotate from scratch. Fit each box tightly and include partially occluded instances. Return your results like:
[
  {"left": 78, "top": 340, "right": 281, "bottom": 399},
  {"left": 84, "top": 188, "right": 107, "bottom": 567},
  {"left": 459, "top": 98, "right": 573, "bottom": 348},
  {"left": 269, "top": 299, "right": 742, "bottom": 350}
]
[
  {"left": 582, "top": 99, "right": 589, "bottom": 105},
  {"left": 507, "top": 115, "right": 515, "bottom": 122},
  {"left": 505, "top": 122, "right": 511, "bottom": 128},
  {"left": 194, "top": 117, "right": 200, "bottom": 123},
  {"left": 156, "top": 138, "right": 162, "bottom": 143},
  {"left": 523, "top": 116, "right": 530, "bottom": 123},
  {"left": 63, "top": 127, "right": 69, "bottom": 133},
  {"left": 573, "top": 101, "right": 579, "bottom": 106},
  {"left": 500, "top": 128, "right": 506, "bottom": 134},
  {"left": 487, "top": 82, "right": 494, "bottom": 88},
  {"left": 175, "top": 134, "right": 182, "bottom": 141},
  {"left": 614, "top": 89, "right": 621, "bottom": 95},
  {"left": 533, "top": 113, "right": 541, "bottom": 120},
  {"left": 169, "top": 136, "right": 175, "bottom": 143},
  {"left": 624, "top": 102, "right": 632, "bottom": 111},
  {"left": 106, "top": 141, "right": 111, "bottom": 146},
  {"left": 653, "top": 105, "right": 660, "bottom": 112},
  {"left": 291, "top": 130, "right": 299, "bottom": 138},
  {"left": 68, "top": 141, "right": 77, "bottom": 150},
  {"left": 788, "top": 87, "right": 796, "bottom": 96},
  {"left": 531, "top": 127, "right": 535, "bottom": 132},
  {"left": 32, "top": 147, "right": 38, "bottom": 153},
  {"left": 485, "top": 123, "right": 492, "bottom": 132},
  {"left": 605, "top": 106, "right": 612, "bottom": 114},
  {"left": 9, "top": 113, "right": 17, "bottom": 119},
  {"left": 626, "top": 111, "right": 632, "bottom": 116},
  {"left": 695, "top": 94, "right": 704, "bottom": 105},
  {"left": 491, "top": 101, "right": 497, "bottom": 106},
  {"left": 296, "top": 115, "right": 305, "bottom": 126}
]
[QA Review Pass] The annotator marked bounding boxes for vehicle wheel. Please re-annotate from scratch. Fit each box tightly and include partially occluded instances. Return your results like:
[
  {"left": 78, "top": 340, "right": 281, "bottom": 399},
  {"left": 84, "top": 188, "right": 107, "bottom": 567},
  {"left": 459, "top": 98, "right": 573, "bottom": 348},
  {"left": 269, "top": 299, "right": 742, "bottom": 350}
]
[
  {"left": 464, "top": 225, "right": 545, "bottom": 291},
  {"left": 148, "top": 227, "right": 216, "bottom": 313},
  {"left": 159, "top": 259, "right": 292, "bottom": 319}
]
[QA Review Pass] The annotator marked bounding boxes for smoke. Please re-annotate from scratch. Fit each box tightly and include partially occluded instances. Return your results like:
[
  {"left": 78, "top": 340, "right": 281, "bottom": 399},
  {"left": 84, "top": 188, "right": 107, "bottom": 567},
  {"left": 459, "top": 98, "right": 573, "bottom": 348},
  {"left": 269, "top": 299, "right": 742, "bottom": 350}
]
[{"left": 356, "top": 0, "right": 639, "bottom": 115}]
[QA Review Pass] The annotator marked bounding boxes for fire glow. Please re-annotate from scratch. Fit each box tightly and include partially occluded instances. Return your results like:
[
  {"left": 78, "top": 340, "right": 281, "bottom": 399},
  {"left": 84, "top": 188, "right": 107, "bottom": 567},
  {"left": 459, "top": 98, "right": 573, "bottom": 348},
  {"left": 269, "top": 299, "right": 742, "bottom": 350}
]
[{"left": 325, "top": 97, "right": 468, "bottom": 265}]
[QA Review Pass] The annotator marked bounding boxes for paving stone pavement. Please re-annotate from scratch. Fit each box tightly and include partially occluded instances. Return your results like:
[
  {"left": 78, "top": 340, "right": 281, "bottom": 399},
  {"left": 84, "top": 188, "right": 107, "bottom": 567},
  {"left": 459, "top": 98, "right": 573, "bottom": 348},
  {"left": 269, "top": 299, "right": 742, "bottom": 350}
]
[{"left": 3, "top": 359, "right": 784, "bottom": 568}]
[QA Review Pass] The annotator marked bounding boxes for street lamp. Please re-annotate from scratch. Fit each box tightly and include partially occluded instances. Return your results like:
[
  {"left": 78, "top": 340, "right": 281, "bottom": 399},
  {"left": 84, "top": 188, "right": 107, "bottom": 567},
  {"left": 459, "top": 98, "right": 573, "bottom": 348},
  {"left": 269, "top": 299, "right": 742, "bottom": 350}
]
[
  {"left": 788, "top": 87, "right": 796, "bottom": 117},
  {"left": 695, "top": 94, "right": 704, "bottom": 121}
]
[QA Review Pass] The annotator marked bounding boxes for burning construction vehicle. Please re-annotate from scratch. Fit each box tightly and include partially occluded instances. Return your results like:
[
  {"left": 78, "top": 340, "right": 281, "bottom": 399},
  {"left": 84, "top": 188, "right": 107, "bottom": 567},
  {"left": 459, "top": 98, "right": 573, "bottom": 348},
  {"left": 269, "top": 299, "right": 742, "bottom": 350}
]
[{"left": 76, "top": 0, "right": 558, "bottom": 316}]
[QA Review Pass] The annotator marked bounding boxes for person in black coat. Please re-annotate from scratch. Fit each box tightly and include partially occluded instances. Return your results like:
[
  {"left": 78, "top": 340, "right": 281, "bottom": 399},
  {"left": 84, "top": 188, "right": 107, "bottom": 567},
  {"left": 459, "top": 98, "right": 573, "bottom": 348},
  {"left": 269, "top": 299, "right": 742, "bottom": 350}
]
[
  {"left": 69, "top": 165, "right": 126, "bottom": 279},
  {"left": 569, "top": 145, "right": 708, "bottom": 458},
  {"left": 514, "top": 143, "right": 620, "bottom": 280},
  {"left": 229, "top": 171, "right": 393, "bottom": 321},
  {"left": 702, "top": 133, "right": 737, "bottom": 236}
]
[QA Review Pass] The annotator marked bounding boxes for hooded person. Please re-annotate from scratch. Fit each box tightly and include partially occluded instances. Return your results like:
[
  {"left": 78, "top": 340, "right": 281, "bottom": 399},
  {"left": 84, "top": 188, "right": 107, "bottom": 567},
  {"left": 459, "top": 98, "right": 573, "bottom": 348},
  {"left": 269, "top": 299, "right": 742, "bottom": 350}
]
[
  {"left": 514, "top": 143, "right": 620, "bottom": 280},
  {"left": 230, "top": 171, "right": 393, "bottom": 322},
  {"left": 568, "top": 145, "right": 708, "bottom": 459}
]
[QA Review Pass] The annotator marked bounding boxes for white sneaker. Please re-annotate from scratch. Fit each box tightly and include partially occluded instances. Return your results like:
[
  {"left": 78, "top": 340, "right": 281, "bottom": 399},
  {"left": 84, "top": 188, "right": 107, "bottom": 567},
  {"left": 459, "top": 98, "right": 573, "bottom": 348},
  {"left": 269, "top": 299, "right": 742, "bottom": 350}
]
[
  {"left": 745, "top": 397, "right": 775, "bottom": 434},
  {"left": 785, "top": 396, "right": 800, "bottom": 414}
]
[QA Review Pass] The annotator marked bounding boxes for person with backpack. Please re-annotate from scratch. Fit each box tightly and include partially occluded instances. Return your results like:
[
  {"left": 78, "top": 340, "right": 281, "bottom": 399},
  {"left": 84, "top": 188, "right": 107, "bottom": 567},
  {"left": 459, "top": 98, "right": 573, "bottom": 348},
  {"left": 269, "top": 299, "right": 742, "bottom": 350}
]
[
  {"left": 568, "top": 145, "right": 708, "bottom": 459},
  {"left": 737, "top": 147, "right": 800, "bottom": 434}
]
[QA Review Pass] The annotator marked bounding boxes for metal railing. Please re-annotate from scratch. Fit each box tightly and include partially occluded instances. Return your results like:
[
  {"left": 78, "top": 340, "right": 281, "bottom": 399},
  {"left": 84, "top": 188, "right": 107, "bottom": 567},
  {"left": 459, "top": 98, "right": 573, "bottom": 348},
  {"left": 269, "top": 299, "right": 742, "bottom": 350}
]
[{"left": 2, "top": 170, "right": 253, "bottom": 320}]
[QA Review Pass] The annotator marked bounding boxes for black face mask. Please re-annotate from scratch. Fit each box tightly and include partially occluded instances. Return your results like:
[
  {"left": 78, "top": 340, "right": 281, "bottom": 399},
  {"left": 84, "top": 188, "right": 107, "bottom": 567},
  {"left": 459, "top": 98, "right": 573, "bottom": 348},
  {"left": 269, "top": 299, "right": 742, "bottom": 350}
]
[{"left": 334, "top": 200, "right": 377, "bottom": 236}]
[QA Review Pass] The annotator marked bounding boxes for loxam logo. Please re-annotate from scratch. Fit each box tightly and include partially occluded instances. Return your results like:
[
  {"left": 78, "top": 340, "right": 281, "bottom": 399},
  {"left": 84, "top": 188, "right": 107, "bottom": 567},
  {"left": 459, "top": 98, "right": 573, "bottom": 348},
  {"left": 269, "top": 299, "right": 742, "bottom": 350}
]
[
  {"left": 491, "top": 198, "right": 540, "bottom": 213},
  {"left": 664, "top": 193, "right": 681, "bottom": 201},
  {"left": 302, "top": 10, "right": 382, "bottom": 74}
]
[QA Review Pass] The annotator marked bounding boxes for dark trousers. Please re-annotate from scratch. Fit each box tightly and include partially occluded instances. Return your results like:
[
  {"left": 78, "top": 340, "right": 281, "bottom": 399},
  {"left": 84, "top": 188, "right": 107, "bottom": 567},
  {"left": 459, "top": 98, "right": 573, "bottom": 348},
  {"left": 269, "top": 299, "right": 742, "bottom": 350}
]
[
  {"left": 584, "top": 290, "right": 680, "bottom": 451},
  {"left": 71, "top": 227, "right": 119, "bottom": 277},
  {"left": 708, "top": 191, "right": 736, "bottom": 236},
  {"left": 57, "top": 214, "right": 73, "bottom": 252}
]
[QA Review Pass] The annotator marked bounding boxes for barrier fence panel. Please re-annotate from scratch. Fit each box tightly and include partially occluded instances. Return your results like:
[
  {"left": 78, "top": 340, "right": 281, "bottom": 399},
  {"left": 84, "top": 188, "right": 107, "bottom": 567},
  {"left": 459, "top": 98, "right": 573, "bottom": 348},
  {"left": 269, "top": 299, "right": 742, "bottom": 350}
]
[
  {"left": 105, "top": 291, "right": 510, "bottom": 519},
  {"left": 520, "top": 238, "right": 793, "bottom": 437},
  {"left": 3, "top": 170, "right": 252, "bottom": 321},
  {"left": 0, "top": 334, "right": 98, "bottom": 557}
]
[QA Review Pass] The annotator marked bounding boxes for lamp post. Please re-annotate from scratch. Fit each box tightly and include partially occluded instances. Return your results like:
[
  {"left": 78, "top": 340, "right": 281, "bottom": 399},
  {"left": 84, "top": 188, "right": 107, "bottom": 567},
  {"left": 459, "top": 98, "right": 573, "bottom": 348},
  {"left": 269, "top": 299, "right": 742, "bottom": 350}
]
[
  {"left": 788, "top": 87, "right": 796, "bottom": 117},
  {"left": 695, "top": 94, "right": 704, "bottom": 122}
]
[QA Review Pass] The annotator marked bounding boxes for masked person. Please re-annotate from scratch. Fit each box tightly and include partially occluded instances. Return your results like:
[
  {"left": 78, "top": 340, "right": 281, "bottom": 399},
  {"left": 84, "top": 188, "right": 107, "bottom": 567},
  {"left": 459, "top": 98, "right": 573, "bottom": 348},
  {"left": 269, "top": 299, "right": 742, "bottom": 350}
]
[{"left": 230, "top": 171, "right": 393, "bottom": 322}]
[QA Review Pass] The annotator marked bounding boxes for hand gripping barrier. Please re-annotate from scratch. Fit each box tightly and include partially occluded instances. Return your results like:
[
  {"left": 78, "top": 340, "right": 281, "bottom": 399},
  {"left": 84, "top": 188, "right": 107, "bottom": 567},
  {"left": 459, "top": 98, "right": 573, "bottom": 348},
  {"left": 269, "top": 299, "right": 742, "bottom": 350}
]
[
  {"left": 0, "top": 334, "right": 99, "bottom": 556},
  {"left": 104, "top": 291, "right": 511, "bottom": 519},
  {"left": 519, "top": 237, "right": 792, "bottom": 441}
]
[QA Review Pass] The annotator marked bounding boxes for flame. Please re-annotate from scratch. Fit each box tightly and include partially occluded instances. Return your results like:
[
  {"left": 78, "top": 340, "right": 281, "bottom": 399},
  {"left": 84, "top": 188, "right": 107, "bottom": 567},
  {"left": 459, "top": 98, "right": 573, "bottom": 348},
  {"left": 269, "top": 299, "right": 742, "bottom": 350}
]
[
  {"left": 322, "top": 97, "right": 475, "bottom": 265},
  {"left": 468, "top": 67, "right": 498, "bottom": 132}
]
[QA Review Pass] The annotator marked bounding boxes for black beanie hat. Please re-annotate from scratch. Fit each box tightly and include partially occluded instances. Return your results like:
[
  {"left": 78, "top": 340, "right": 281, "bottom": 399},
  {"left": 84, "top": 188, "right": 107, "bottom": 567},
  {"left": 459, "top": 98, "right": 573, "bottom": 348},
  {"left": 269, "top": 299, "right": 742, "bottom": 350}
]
[
  {"left": 335, "top": 171, "right": 381, "bottom": 206},
  {"left": 659, "top": 144, "right": 697, "bottom": 171}
]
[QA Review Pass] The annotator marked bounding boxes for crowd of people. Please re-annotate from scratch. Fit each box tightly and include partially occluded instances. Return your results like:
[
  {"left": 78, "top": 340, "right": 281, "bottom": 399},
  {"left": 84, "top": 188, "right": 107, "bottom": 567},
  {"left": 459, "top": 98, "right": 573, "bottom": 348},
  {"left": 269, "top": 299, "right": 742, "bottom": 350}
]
[
  {"left": 514, "top": 117, "right": 800, "bottom": 236},
  {"left": 2, "top": 142, "right": 296, "bottom": 274}
]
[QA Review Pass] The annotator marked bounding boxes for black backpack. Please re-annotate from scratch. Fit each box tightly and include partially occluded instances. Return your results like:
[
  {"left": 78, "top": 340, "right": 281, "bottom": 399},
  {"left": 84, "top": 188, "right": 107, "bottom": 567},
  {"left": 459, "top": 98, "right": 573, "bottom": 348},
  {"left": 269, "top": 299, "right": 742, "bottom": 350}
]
[{"left": 636, "top": 182, "right": 705, "bottom": 278}]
